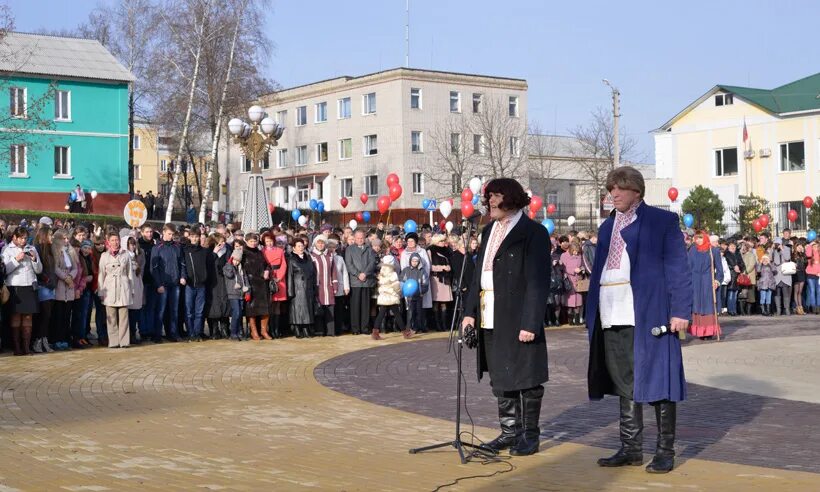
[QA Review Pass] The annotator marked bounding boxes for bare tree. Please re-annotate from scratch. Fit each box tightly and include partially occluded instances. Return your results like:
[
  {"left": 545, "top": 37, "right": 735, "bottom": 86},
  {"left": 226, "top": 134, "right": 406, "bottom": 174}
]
[
  {"left": 568, "top": 106, "right": 638, "bottom": 201},
  {"left": 527, "top": 121, "right": 566, "bottom": 197},
  {"left": 423, "top": 115, "right": 478, "bottom": 198},
  {"left": 472, "top": 97, "right": 529, "bottom": 180}
]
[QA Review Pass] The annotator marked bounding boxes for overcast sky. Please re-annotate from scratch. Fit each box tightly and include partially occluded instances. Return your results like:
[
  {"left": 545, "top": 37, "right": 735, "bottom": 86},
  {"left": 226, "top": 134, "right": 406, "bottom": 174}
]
[{"left": 12, "top": 0, "right": 820, "bottom": 162}]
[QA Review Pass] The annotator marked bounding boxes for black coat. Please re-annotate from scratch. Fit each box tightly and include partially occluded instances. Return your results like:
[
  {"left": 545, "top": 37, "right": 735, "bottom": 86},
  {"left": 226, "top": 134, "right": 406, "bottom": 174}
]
[
  {"left": 463, "top": 214, "right": 551, "bottom": 392},
  {"left": 287, "top": 252, "right": 317, "bottom": 325},
  {"left": 207, "top": 250, "right": 230, "bottom": 318},
  {"left": 724, "top": 250, "right": 746, "bottom": 290},
  {"left": 241, "top": 247, "right": 270, "bottom": 317},
  {"left": 449, "top": 250, "right": 475, "bottom": 294}
]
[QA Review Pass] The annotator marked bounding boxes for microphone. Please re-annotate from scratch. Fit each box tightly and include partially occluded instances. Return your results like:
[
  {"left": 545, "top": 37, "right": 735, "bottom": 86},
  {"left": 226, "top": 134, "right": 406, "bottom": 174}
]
[
  {"left": 651, "top": 325, "right": 669, "bottom": 337},
  {"left": 462, "top": 206, "right": 486, "bottom": 222}
]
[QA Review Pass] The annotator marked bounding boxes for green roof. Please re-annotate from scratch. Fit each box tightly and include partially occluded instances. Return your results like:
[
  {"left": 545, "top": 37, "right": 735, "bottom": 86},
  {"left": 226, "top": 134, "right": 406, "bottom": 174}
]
[{"left": 719, "top": 72, "right": 820, "bottom": 114}]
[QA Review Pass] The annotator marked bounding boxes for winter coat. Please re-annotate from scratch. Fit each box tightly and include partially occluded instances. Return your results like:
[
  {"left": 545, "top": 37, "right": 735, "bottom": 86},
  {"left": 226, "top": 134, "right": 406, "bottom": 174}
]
[
  {"left": 332, "top": 253, "right": 350, "bottom": 296},
  {"left": 376, "top": 265, "right": 401, "bottom": 306},
  {"left": 756, "top": 262, "right": 777, "bottom": 290},
  {"left": 151, "top": 240, "right": 186, "bottom": 287},
  {"left": 560, "top": 251, "right": 584, "bottom": 308},
  {"left": 241, "top": 246, "right": 270, "bottom": 317},
  {"left": 429, "top": 245, "right": 453, "bottom": 302},
  {"left": 183, "top": 243, "right": 209, "bottom": 288},
  {"left": 138, "top": 237, "right": 157, "bottom": 286},
  {"left": 345, "top": 243, "right": 377, "bottom": 288},
  {"left": 311, "top": 249, "right": 337, "bottom": 306},
  {"left": 741, "top": 249, "right": 758, "bottom": 285},
  {"left": 2, "top": 243, "right": 42, "bottom": 287},
  {"left": 287, "top": 251, "right": 317, "bottom": 325},
  {"left": 222, "top": 258, "right": 246, "bottom": 301},
  {"left": 449, "top": 250, "right": 475, "bottom": 295},
  {"left": 687, "top": 247, "right": 723, "bottom": 316},
  {"left": 262, "top": 246, "right": 288, "bottom": 301},
  {"left": 399, "top": 263, "right": 428, "bottom": 299},
  {"left": 399, "top": 247, "right": 432, "bottom": 308},
  {"left": 207, "top": 248, "right": 230, "bottom": 318},
  {"left": 724, "top": 250, "right": 746, "bottom": 290},
  {"left": 582, "top": 240, "right": 596, "bottom": 273},
  {"left": 98, "top": 251, "right": 133, "bottom": 307},
  {"left": 53, "top": 246, "right": 80, "bottom": 302},
  {"left": 126, "top": 250, "right": 145, "bottom": 310},
  {"left": 770, "top": 246, "right": 792, "bottom": 287}
]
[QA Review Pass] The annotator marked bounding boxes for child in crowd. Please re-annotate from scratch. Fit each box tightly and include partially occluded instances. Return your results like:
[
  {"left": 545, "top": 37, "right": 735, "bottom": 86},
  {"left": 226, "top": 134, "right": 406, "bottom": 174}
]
[
  {"left": 756, "top": 255, "right": 777, "bottom": 316},
  {"left": 400, "top": 253, "right": 428, "bottom": 334}
]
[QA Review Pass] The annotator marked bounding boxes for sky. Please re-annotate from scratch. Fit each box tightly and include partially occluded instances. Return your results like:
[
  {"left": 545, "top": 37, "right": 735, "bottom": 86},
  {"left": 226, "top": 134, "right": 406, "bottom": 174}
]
[{"left": 10, "top": 0, "right": 820, "bottom": 163}]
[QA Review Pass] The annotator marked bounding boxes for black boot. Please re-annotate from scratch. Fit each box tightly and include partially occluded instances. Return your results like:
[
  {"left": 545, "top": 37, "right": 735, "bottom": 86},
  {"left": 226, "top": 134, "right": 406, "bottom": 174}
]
[
  {"left": 510, "top": 386, "right": 543, "bottom": 456},
  {"left": 646, "top": 401, "right": 676, "bottom": 473},
  {"left": 738, "top": 301, "right": 746, "bottom": 316},
  {"left": 598, "top": 397, "right": 644, "bottom": 467},
  {"left": 293, "top": 325, "right": 303, "bottom": 339},
  {"left": 481, "top": 396, "right": 521, "bottom": 453}
]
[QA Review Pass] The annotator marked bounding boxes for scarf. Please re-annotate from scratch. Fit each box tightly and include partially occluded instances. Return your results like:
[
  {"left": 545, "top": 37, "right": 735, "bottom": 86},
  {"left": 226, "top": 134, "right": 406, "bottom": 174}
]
[{"left": 605, "top": 200, "right": 641, "bottom": 270}]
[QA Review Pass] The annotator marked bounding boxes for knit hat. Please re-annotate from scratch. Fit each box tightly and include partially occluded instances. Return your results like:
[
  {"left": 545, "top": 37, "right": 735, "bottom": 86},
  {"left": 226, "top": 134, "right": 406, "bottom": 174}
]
[
  {"left": 312, "top": 234, "right": 328, "bottom": 246},
  {"left": 381, "top": 254, "right": 395, "bottom": 265},
  {"left": 410, "top": 252, "right": 422, "bottom": 265},
  {"left": 38, "top": 216, "right": 53, "bottom": 226},
  {"left": 773, "top": 238, "right": 783, "bottom": 245},
  {"left": 81, "top": 239, "right": 93, "bottom": 248},
  {"left": 405, "top": 232, "right": 419, "bottom": 242}
]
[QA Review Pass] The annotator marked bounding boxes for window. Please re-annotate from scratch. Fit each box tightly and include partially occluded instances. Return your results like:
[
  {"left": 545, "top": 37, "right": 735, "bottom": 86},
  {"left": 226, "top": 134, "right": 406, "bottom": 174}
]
[
  {"left": 54, "top": 146, "right": 70, "bottom": 177},
  {"left": 714, "top": 147, "right": 738, "bottom": 176},
  {"left": 472, "top": 93, "right": 482, "bottom": 113},
  {"left": 339, "top": 138, "right": 352, "bottom": 159},
  {"left": 450, "top": 133, "right": 461, "bottom": 154},
  {"left": 410, "top": 88, "right": 422, "bottom": 109},
  {"left": 509, "top": 96, "right": 519, "bottom": 117},
  {"left": 778, "top": 201, "right": 807, "bottom": 230},
  {"left": 451, "top": 174, "right": 462, "bottom": 194},
  {"left": 316, "top": 142, "right": 328, "bottom": 163},
  {"left": 261, "top": 153, "right": 270, "bottom": 170},
  {"left": 315, "top": 101, "right": 327, "bottom": 123},
  {"left": 276, "top": 110, "right": 287, "bottom": 125},
  {"left": 133, "top": 134, "right": 141, "bottom": 150},
  {"left": 546, "top": 193, "right": 559, "bottom": 206},
  {"left": 134, "top": 164, "right": 142, "bottom": 180},
  {"left": 364, "top": 134, "right": 378, "bottom": 155},
  {"left": 450, "top": 91, "right": 461, "bottom": 112},
  {"left": 364, "top": 174, "right": 378, "bottom": 196},
  {"left": 340, "top": 178, "right": 353, "bottom": 198},
  {"left": 338, "top": 97, "right": 351, "bottom": 119},
  {"left": 317, "top": 181, "right": 324, "bottom": 200},
  {"left": 10, "top": 87, "right": 26, "bottom": 117},
  {"left": 715, "top": 93, "right": 734, "bottom": 106},
  {"left": 363, "top": 92, "right": 376, "bottom": 114},
  {"left": 276, "top": 148, "right": 288, "bottom": 168},
  {"left": 297, "top": 184, "right": 310, "bottom": 203},
  {"left": 509, "top": 136, "right": 520, "bottom": 157},
  {"left": 412, "top": 172, "right": 424, "bottom": 194},
  {"left": 779, "top": 141, "right": 805, "bottom": 172},
  {"left": 240, "top": 156, "right": 251, "bottom": 173},
  {"left": 473, "top": 134, "right": 485, "bottom": 155},
  {"left": 160, "top": 159, "right": 168, "bottom": 172},
  {"left": 295, "top": 145, "right": 308, "bottom": 166},
  {"left": 411, "top": 131, "right": 423, "bottom": 152},
  {"left": 55, "top": 90, "right": 70, "bottom": 120},
  {"left": 10, "top": 144, "right": 26, "bottom": 176},
  {"left": 295, "top": 106, "right": 307, "bottom": 126},
  {"left": 161, "top": 184, "right": 171, "bottom": 197}
]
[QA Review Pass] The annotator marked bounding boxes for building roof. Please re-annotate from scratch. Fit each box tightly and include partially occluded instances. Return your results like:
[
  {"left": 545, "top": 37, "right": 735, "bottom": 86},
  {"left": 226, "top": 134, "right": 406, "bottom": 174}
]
[
  {"left": 656, "top": 72, "right": 820, "bottom": 131},
  {"left": 0, "top": 31, "right": 135, "bottom": 83}
]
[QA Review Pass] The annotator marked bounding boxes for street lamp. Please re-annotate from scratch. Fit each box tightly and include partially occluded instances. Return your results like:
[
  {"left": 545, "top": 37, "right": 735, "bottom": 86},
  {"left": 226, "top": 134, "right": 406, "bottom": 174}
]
[
  {"left": 602, "top": 79, "right": 620, "bottom": 169},
  {"left": 228, "top": 104, "right": 285, "bottom": 231}
]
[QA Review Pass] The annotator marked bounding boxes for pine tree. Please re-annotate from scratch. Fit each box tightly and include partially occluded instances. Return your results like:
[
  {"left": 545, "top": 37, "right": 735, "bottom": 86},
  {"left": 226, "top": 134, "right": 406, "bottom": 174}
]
[
  {"left": 682, "top": 185, "right": 726, "bottom": 235},
  {"left": 733, "top": 194, "right": 771, "bottom": 236},
  {"left": 808, "top": 195, "right": 820, "bottom": 231}
]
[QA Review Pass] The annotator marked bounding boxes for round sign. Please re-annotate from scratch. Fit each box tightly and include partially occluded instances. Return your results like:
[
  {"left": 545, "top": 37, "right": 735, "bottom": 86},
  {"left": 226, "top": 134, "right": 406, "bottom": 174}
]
[{"left": 124, "top": 200, "right": 148, "bottom": 228}]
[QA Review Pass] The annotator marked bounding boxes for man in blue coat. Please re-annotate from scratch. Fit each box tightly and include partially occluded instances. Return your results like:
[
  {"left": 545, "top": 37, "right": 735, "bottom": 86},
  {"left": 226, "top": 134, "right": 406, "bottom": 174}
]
[{"left": 586, "top": 167, "right": 693, "bottom": 474}]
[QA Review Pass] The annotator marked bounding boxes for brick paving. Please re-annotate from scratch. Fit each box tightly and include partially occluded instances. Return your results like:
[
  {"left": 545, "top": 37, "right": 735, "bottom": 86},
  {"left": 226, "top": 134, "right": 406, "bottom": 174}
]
[{"left": 0, "top": 315, "right": 816, "bottom": 491}]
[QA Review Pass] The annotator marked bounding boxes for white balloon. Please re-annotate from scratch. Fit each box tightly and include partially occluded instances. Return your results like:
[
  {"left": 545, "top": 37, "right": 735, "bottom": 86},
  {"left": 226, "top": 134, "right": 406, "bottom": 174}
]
[
  {"left": 526, "top": 189, "right": 533, "bottom": 198},
  {"left": 349, "top": 219, "right": 358, "bottom": 230},
  {"left": 445, "top": 221, "right": 454, "bottom": 233},
  {"left": 298, "top": 215, "right": 308, "bottom": 226},
  {"left": 91, "top": 190, "right": 98, "bottom": 199},
  {"left": 567, "top": 215, "right": 576, "bottom": 227},
  {"left": 468, "top": 177, "right": 482, "bottom": 195},
  {"left": 439, "top": 200, "right": 452, "bottom": 219}
]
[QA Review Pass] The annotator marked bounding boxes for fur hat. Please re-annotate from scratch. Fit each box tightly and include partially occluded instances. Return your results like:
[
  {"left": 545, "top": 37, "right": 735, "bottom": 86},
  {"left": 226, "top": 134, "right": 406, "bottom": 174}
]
[
  {"left": 381, "top": 254, "right": 395, "bottom": 265},
  {"left": 312, "top": 234, "right": 329, "bottom": 246}
]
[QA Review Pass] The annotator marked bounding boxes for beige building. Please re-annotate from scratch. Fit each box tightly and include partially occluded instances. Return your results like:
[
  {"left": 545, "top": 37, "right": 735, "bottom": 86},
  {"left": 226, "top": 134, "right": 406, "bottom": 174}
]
[
  {"left": 220, "top": 67, "right": 528, "bottom": 214},
  {"left": 158, "top": 133, "right": 213, "bottom": 213},
  {"left": 132, "top": 120, "right": 160, "bottom": 196},
  {"left": 654, "top": 72, "right": 820, "bottom": 231}
]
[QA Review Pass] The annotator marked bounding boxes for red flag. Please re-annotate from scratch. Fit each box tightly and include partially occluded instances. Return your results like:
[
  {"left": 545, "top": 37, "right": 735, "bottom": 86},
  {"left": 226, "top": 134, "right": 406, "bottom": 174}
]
[{"left": 742, "top": 118, "right": 748, "bottom": 144}]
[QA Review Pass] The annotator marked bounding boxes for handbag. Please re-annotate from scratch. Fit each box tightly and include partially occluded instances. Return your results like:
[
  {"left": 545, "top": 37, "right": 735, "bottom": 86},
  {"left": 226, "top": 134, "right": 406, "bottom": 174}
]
[
  {"left": 575, "top": 277, "right": 590, "bottom": 293},
  {"left": 780, "top": 261, "right": 797, "bottom": 275},
  {"left": 562, "top": 276, "right": 573, "bottom": 292},
  {"left": 737, "top": 273, "right": 752, "bottom": 286},
  {"left": 268, "top": 277, "right": 279, "bottom": 294}
]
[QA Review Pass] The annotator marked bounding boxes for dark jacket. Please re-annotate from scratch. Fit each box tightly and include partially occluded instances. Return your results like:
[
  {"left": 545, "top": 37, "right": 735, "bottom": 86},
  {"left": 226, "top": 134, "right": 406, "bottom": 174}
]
[
  {"left": 724, "top": 249, "right": 746, "bottom": 290},
  {"left": 463, "top": 214, "right": 551, "bottom": 392},
  {"left": 138, "top": 237, "right": 157, "bottom": 286},
  {"left": 400, "top": 256, "right": 429, "bottom": 298},
  {"left": 345, "top": 243, "right": 377, "bottom": 288},
  {"left": 241, "top": 246, "right": 270, "bottom": 317},
  {"left": 449, "top": 250, "right": 474, "bottom": 294},
  {"left": 222, "top": 259, "right": 246, "bottom": 300},
  {"left": 150, "top": 240, "right": 186, "bottom": 288},
  {"left": 183, "top": 243, "right": 209, "bottom": 288},
  {"left": 287, "top": 251, "right": 317, "bottom": 325},
  {"left": 207, "top": 249, "right": 230, "bottom": 318}
]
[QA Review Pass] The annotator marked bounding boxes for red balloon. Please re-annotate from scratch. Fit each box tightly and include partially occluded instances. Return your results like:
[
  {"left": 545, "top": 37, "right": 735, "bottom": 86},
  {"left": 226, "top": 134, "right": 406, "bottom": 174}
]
[
  {"left": 546, "top": 203, "right": 556, "bottom": 215},
  {"left": 340, "top": 197, "right": 349, "bottom": 208},
  {"left": 805, "top": 196, "right": 814, "bottom": 209},
  {"left": 759, "top": 214, "right": 770, "bottom": 227},
  {"left": 377, "top": 196, "right": 391, "bottom": 214},
  {"left": 528, "top": 209, "right": 537, "bottom": 219},
  {"left": 389, "top": 184, "right": 403, "bottom": 201},
  {"left": 267, "top": 203, "right": 275, "bottom": 213},
  {"left": 787, "top": 209, "right": 798, "bottom": 222},
  {"left": 386, "top": 173, "right": 400, "bottom": 187},
  {"left": 461, "top": 202, "right": 474, "bottom": 217},
  {"left": 752, "top": 219, "right": 763, "bottom": 233},
  {"left": 461, "top": 189, "right": 473, "bottom": 202},
  {"left": 355, "top": 212, "right": 364, "bottom": 221},
  {"left": 529, "top": 195, "right": 543, "bottom": 213},
  {"left": 448, "top": 198, "right": 455, "bottom": 206},
  {"left": 668, "top": 187, "right": 679, "bottom": 202},
  {"left": 360, "top": 193, "right": 369, "bottom": 205},
  {"left": 439, "top": 220, "right": 446, "bottom": 231}
]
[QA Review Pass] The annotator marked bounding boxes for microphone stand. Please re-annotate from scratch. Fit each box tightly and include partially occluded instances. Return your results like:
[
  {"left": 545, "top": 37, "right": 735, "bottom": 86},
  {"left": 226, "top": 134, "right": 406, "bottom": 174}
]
[{"left": 409, "top": 215, "right": 492, "bottom": 463}]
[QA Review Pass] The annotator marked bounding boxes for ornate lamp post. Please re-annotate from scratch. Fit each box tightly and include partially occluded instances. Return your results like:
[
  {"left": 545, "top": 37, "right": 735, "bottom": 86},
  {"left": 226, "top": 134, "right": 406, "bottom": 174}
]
[{"left": 228, "top": 105, "right": 284, "bottom": 231}]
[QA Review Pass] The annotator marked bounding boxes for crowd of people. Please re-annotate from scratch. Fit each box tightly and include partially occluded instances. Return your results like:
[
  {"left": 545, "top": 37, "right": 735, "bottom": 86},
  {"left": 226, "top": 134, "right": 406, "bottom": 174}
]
[{"left": 1, "top": 210, "right": 818, "bottom": 356}]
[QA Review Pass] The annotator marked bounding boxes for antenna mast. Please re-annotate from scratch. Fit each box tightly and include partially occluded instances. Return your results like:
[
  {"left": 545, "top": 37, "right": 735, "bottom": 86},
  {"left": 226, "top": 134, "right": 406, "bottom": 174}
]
[{"left": 405, "top": 0, "right": 410, "bottom": 67}]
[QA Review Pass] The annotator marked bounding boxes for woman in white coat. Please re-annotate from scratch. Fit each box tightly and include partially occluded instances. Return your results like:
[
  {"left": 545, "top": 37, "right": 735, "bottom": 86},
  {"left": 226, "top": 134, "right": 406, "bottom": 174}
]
[
  {"left": 98, "top": 232, "right": 133, "bottom": 348},
  {"left": 123, "top": 235, "right": 145, "bottom": 343}
]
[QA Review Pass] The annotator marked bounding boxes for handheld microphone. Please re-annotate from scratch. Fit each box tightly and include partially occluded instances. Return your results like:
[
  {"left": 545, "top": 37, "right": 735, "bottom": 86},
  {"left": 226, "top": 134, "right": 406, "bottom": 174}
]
[{"left": 651, "top": 325, "right": 669, "bottom": 337}]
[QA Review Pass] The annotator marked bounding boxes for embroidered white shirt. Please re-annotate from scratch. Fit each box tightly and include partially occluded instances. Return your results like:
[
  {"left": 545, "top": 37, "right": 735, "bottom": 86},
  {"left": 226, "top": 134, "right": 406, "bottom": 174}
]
[
  {"left": 480, "top": 210, "right": 523, "bottom": 328},
  {"left": 599, "top": 249, "right": 635, "bottom": 328}
]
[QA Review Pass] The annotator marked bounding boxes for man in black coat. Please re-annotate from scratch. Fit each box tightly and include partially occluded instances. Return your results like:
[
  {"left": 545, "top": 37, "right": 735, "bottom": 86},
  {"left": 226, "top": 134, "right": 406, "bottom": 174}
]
[{"left": 463, "top": 178, "right": 551, "bottom": 456}]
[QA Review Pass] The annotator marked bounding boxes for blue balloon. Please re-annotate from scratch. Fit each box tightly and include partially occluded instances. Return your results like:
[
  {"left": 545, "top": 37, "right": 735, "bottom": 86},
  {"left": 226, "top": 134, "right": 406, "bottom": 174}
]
[
  {"left": 404, "top": 219, "right": 418, "bottom": 233},
  {"left": 309, "top": 198, "right": 318, "bottom": 211},
  {"left": 362, "top": 211, "right": 371, "bottom": 223},
  {"left": 541, "top": 218, "right": 555, "bottom": 235},
  {"left": 317, "top": 201, "right": 325, "bottom": 213},
  {"left": 472, "top": 194, "right": 480, "bottom": 205},
  {"left": 421, "top": 198, "right": 431, "bottom": 210},
  {"left": 683, "top": 213, "right": 695, "bottom": 228},
  {"left": 808, "top": 230, "right": 818, "bottom": 242},
  {"left": 291, "top": 209, "right": 301, "bottom": 220},
  {"left": 402, "top": 278, "right": 419, "bottom": 297}
]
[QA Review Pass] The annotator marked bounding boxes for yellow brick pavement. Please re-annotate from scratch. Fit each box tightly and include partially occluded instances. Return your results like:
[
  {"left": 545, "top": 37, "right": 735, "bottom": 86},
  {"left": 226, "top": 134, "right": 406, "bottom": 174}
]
[{"left": 0, "top": 333, "right": 817, "bottom": 491}]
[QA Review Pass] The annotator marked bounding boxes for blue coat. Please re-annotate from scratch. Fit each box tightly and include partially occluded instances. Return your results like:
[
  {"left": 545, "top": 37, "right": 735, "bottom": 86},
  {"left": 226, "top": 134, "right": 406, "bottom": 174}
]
[{"left": 586, "top": 202, "right": 693, "bottom": 403}]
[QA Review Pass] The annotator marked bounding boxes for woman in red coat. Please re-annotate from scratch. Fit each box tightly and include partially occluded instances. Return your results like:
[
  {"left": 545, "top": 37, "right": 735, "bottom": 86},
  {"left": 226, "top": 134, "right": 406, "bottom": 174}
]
[{"left": 261, "top": 232, "right": 288, "bottom": 338}]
